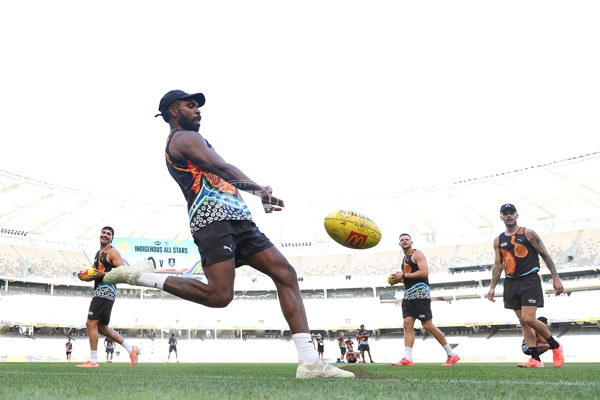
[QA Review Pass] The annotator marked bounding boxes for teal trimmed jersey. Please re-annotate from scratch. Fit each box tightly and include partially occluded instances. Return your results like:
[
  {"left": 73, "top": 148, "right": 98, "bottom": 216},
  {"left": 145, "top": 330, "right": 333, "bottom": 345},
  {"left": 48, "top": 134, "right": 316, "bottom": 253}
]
[
  {"left": 165, "top": 130, "right": 252, "bottom": 234},
  {"left": 402, "top": 249, "right": 431, "bottom": 301},
  {"left": 93, "top": 246, "right": 117, "bottom": 302}
]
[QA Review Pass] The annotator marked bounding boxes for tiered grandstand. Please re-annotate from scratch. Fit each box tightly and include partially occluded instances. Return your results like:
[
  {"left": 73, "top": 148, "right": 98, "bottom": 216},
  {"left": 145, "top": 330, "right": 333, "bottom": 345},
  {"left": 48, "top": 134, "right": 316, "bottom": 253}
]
[{"left": 1, "top": 153, "right": 599, "bottom": 363}]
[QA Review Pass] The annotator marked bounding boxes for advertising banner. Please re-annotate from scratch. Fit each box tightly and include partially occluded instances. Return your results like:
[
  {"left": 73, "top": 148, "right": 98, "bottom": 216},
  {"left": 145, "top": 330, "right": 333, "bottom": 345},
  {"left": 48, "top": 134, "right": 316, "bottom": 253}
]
[{"left": 113, "top": 237, "right": 202, "bottom": 275}]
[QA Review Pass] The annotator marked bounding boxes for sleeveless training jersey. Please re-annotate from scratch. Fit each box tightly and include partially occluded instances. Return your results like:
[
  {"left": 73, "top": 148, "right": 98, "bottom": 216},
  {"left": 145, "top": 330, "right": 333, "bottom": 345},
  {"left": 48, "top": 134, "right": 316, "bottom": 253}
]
[
  {"left": 92, "top": 246, "right": 117, "bottom": 302},
  {"left": 357, "top": 330, "right": 369, "bottom": 346},
  {"left": 402, "top": 249, "right": 431, "bottom": 300},
  {"left": 165, "top": 130, "right": 252, "bottom": 234},
  {"left": 346, "top": 339, "right": 354, "bottom": 352},
  {"left": 499, "top": 227, "right": 540, "bottom": 278}
]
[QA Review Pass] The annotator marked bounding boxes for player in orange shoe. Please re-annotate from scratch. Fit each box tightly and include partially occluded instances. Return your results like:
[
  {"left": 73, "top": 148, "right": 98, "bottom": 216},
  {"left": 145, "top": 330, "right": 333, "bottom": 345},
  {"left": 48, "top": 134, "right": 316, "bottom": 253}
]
[
  {"left": 487, "top": 204, "right": 565, "bottom": 368},
  {"left": 77, "top": 227, "right": 141, "bottom": 368},
  {"left": 389, "top": 234, "right": 460, "bottom": 367}
]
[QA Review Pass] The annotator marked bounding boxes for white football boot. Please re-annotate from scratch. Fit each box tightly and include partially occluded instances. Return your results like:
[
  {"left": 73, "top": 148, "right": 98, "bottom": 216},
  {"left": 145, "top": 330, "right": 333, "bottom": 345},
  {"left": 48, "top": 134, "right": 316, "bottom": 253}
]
[
  {"left": 103, "top": 260, "right": 154, "bottom": 286},
  {"left": 296, "top": 359, "right": 355, "bottom": 379}
]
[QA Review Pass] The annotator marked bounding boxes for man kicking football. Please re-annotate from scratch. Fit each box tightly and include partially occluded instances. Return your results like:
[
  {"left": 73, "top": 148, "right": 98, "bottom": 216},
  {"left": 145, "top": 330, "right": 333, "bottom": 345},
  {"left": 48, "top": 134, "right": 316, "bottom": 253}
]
[{"left": 104, "top": 90, "right": 353, "bottom": 379}]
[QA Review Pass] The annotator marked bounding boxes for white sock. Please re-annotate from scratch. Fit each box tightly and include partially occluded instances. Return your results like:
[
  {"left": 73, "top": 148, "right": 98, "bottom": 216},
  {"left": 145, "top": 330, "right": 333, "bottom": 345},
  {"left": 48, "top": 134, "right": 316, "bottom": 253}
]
[
  {"left": 90, "top": 350, "right": 98, "bottom": 363},
  {"left": 292, "top": 333, "right": 319, "bottom": 364},
  {"left": 443, "top": 344, "right": 456, "bottom": 357},
  {"left": 137, "top": 273, "right": 168, "bottom": 290},
  {"left": 122, "top": 340, "right": 133, "bottom": 354},
  {"left": 405, "top": 346, "right": 413, "bottom": 361}
]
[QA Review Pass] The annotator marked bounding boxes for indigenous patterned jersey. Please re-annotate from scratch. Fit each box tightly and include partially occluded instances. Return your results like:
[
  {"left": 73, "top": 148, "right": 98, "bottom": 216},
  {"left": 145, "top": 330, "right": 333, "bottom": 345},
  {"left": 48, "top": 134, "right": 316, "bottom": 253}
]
[
  {"left": 165, "top": 130, "right": 252, "bottom": 234},
  {"left": 402, "top": 249, "right": 431, "bottom": 300},
  {"left": 93, "top": 246, "right": 117, "bottom": 302},
  {"left": 338, "top": 337, "right": 346, "bottom": 348},
  {"left": 499, "top": 227, "right": 540, "bottom": 278}
]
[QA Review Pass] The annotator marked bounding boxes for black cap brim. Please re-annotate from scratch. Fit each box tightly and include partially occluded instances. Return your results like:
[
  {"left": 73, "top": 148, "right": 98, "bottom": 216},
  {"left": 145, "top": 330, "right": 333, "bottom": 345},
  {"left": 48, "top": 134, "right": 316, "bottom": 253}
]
[
  {"left": 157, "top": 90, "right": 206, "bottom": 118},
  {"left": 178, "top": 93, "right": 205, "bottom": 108}
]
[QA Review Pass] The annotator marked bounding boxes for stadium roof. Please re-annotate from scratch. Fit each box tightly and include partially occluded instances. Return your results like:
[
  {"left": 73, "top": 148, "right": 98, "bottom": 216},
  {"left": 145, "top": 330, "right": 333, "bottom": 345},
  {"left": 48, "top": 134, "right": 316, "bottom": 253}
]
[{"left": 1, "top": 153, "right": 599, "bottom": 248}]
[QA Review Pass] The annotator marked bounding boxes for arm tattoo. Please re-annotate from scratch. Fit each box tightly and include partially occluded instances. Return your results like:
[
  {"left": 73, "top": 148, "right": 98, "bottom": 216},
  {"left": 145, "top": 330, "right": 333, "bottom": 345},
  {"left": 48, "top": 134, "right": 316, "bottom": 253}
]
[
  {"left": 528, "top": 230, "right": 559, "bottom": 278},
  {"left": 490, "top": 265, "right": 503, "bottom": 288}
]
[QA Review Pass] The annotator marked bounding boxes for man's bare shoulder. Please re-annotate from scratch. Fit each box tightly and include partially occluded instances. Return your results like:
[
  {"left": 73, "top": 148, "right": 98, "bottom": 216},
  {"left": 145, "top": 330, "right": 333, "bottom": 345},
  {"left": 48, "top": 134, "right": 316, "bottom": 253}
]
[
  {"left": 523, "top": 227, "right": 539, "bottom": 239},
  {"left": 172, "top": 129, "right": 205, "bottom": 143},
  {"left": 413, "top": 249, "right": 427, "bottom": 259},
  {"left": 169, "top": 130, "right": 209, "bottom": 158},
  {"left": 493, "top": 235, "right": 500, "bottom": 247}
]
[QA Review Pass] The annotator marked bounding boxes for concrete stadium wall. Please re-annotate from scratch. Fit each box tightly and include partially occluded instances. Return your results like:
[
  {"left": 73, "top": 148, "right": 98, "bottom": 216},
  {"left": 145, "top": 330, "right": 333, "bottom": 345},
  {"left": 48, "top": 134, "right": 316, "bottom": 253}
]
[{"left": 1, "top": 334, "right": 598, "bottom": 364}]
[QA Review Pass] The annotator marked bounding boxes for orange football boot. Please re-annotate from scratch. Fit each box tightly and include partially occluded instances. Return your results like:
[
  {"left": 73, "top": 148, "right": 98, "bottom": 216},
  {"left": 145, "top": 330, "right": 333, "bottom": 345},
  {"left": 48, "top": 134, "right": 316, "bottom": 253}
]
[
  {"left": 392, "top": 358, "right": 414, "bottom": 366},
  {"left": 552, "top": 343, "right": 564, "bottom": 368},
  {"left": 442, "top": 355, "right": 460, "bottom": 366},
  {"left": 518, "top": 358, "right": 544, "bottom": 368},
  {"left": 76, "top": 361, "right": 99, "bottom": 368}
]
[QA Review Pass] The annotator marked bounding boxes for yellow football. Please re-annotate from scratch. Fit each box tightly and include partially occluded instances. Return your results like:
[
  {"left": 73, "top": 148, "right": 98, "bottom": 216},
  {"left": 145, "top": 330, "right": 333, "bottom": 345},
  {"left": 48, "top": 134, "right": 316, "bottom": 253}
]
[
  {"left": 324, "top": 210, "right": 382, "bottom": 250},
  {"left": 388, "top": 272, "right": 403, "bottom": 286},
  {"left": 79, "top": 268, "right": 96, "bottom": 282}
]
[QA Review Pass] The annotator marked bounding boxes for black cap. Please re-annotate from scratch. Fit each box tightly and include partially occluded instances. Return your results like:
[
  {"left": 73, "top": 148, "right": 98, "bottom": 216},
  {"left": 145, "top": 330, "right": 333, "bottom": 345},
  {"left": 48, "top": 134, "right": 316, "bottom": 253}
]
[
  {"left": 500, "top": 203, "right": 517, "bottom": 213},
  {"left": 155, "top": 90, "right": 205, "bottom": 118}
]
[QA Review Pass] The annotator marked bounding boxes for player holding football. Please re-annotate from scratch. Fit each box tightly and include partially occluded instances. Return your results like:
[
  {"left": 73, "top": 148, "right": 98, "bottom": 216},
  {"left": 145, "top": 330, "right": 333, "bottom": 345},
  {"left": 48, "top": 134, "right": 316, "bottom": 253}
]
[
  {"left": 389, "top": 233, "right": 460, "bottom": 366},
  {"left": 76, "top": 226, "right": 140, "bottom": 368},
  {"left": 103, "top": 90, "right": 353, "bottom": 379},
  {"left": 487, "top": 204, "right": 564, "bottom": 368}
]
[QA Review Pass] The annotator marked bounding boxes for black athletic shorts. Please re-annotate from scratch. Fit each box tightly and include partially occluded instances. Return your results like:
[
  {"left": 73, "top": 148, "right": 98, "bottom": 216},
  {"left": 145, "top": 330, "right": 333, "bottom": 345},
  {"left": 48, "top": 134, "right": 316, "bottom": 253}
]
[
  {"left": 402, "top": 298, "right": 433, "bottom": 321},
  {"left": 88, "top": 297, "right": 114, "bottom": 325},
  {"left": 358, "top": 344, "right": 370, "bottom": 352},
  {"left": 340, "top": 347, "right": 347, "bottom": 356},
  {"left": 503, "top": 272, "right": 544, "bottom": 310},
  {"left": 169, "top": 345, "right": 177, "bottom": 353},
  {"left": 106, "top": 348, "right": 114, "bottom": 354},
  {"left": 193, "top": 220, "right": 273, "bottom": 267}
]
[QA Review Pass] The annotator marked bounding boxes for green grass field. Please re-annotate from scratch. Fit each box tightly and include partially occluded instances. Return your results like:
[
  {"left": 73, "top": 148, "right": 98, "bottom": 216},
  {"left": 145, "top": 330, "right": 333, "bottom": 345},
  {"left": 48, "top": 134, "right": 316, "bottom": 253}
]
[{"left": 1, "top": 362, "right": 599, "bottom": 400}]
